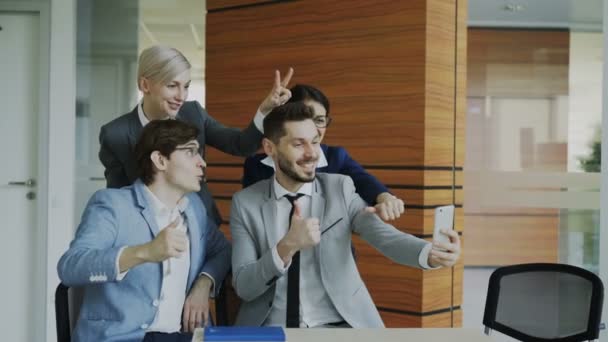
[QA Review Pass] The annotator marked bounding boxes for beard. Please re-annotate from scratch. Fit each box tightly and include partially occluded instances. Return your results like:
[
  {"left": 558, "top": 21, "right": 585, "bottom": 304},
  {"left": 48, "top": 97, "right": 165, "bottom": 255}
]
[{"left": 277, "top": 152, "right": 317, "bottom": 183}]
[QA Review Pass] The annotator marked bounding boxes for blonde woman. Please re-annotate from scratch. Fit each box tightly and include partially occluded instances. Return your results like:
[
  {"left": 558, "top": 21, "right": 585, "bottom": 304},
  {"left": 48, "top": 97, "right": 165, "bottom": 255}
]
[{"left": 99, "top": 45, "right": 293, "bottom": 227}]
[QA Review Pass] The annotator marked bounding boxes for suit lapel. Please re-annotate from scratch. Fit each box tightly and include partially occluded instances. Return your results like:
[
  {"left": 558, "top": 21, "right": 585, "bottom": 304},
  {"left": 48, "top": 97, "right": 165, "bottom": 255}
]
[
  {"left": 311, "top": 178, "right": 326, "bottom": 261},
  {"left": 184, "top": 203, "right": 202, "bottom": 288},
  {"left": 262, "top": 180, "right": 280, "bottom": 249},
  {"left": 133, "top": 180, "right": 161, "bottom": 237},
  {"left": 126, "top": 107, "right": 143, "bottom": 147}
]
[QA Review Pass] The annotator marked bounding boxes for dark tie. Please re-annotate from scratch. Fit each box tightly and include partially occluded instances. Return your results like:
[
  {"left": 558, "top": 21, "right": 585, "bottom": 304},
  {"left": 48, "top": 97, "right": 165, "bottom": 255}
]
[{"left": 285, "top": 193, "right": 305, "bottom": 328}]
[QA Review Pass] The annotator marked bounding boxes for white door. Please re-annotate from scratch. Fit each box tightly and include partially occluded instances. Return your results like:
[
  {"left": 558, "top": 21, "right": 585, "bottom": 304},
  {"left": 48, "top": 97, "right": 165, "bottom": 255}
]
[{"left": 0, "top": 12, "right": 41, "bottom": 341}]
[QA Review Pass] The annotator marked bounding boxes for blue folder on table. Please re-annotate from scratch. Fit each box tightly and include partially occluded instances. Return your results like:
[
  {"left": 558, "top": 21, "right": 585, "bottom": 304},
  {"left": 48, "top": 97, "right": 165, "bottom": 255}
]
[{"left": 203, "top": 326, "right": 285, "bottom": 341}]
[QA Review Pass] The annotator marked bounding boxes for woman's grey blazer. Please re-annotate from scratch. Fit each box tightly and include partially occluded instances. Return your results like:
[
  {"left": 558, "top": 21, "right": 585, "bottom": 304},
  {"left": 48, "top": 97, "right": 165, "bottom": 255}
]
[{"left": 98, "top": 101, "right": 263, "bottom": 226}]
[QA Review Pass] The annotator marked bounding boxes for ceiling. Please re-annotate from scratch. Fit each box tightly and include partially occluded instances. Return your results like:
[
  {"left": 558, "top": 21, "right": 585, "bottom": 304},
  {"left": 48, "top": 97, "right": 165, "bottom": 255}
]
[
  {"left": 78, "top": 0, "right": 603, "bottom": 81},
  {"left": 468, "top": 0, "right": 603, "bottom": 31},
  {"left": 139, "top": 0, "right": 206, "bottom": 78}
]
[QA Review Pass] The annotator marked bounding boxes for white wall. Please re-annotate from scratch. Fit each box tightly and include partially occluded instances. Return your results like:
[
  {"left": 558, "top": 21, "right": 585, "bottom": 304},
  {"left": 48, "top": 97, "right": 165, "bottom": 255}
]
[
  {"left": 0, "top": 0, "right": 77, "bottom": 340},
  {"left": 600, "top": 2, "right": 608, "bottom": 341},
  {"left": 47, "top": 0, "right": 76, "bottom": 340}
]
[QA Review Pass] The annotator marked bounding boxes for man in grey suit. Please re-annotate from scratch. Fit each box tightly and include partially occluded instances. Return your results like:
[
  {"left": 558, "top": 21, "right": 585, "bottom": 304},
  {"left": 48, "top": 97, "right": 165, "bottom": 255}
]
[
  {"left": 229, "top": 102, "right": 461, "bottom": 328},
  {"left": 99, "top": 45, "right": 293, "bottom": 226}
]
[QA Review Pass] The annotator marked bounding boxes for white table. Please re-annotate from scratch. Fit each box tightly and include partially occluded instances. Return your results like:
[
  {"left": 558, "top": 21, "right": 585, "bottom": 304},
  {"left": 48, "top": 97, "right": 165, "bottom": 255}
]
[{"left": 195, "top": 328, "right": 493, "bottom": 342}]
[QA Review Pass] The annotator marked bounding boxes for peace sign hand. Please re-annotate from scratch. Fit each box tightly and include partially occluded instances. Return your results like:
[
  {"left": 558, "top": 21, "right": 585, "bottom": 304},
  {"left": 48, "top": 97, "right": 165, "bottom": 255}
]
[{"left": 259, "top": 67, "right": 294, "bottom": 114}]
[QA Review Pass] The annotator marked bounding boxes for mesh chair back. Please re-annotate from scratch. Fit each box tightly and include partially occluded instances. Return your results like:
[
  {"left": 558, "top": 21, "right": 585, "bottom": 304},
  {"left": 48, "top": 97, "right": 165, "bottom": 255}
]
[{"left": 483, "top": 263, "right": 603, "bottom": 341}]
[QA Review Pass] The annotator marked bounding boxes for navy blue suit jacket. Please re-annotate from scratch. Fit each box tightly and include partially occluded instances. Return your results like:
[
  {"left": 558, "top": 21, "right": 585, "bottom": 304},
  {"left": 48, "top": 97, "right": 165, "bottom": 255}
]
[{"left": 242, "top": 144, "right": 388, "bottom": 205}]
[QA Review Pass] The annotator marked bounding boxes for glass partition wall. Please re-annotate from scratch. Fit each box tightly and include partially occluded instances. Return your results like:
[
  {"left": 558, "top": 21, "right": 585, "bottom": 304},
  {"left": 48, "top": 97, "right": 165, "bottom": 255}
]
[
  {"left": 464, "top": 1, "right": 604, "bottom": 335},
  {"left": 74, "top": 0, "right": 205, "bottom": 224}
]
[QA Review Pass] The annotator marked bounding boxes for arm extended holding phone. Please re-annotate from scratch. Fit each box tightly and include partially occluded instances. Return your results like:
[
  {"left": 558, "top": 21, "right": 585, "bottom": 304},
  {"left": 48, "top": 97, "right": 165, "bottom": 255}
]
[{"left": 429, "top": 205, "right": 461, "bottom": 268}]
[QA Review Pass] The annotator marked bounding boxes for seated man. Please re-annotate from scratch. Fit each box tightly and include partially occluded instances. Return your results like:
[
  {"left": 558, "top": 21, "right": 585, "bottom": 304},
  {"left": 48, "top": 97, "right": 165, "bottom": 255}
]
[
  {"left": 57, "top": 120, "right": 231, "bottom": 342},
  {"left": 229, "top": 102, "right": 460, "bottom": 328}
]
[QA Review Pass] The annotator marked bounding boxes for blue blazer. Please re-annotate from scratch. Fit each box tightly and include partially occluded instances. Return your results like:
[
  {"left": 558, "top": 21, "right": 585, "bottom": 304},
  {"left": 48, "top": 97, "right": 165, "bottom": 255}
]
[
  {"left": 242, "top": 144, "right": 389, "bottom": 205},
  {"left": 57, "top": 180, "right": 231, "bottom": 342}
]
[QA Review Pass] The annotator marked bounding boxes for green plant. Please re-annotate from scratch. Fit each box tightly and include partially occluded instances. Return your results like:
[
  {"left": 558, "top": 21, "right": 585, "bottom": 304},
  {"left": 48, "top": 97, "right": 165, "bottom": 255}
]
[{"left": 579, "top": 129, "right": 601, "bottom": 172}]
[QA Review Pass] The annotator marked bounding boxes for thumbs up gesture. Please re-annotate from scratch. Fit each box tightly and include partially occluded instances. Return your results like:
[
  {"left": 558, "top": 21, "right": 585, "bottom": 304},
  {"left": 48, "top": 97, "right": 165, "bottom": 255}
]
[
  {"left": 144, "top": 217, "right": 188, "bottom": 262},
  {"left": 286, "top": 199, "right": 321, "bottom": 251}
]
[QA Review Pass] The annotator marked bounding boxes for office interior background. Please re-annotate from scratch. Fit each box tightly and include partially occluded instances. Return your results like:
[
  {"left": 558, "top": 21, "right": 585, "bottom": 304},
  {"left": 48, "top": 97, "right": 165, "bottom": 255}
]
[{"left": 1, "top": 0, "right": 607, "bottom": 340}]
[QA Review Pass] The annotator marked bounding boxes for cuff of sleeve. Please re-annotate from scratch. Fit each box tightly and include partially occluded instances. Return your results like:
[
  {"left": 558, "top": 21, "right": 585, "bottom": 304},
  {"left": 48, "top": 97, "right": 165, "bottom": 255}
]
[
  {"left": 198, "top": 272, "right": 217, "bottom": 298},
  {"left": 115, "top": 246, "right": 129, "bottom": 281},
  {"left": 418, "top": 242, "right": 439, "bottom": 269},
  {"left": 253, "top": 109, "right": 265, "bottom": 133},
  {"left": 271, "top": 246, "right": 290, "bottom": 273}
]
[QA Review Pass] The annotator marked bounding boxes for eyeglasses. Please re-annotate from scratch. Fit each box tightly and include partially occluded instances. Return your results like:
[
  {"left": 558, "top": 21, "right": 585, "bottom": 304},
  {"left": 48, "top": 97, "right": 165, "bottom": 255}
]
[
  {"left": 313, "top": 116, "right": 332, "bottom": 128},
  {"left": 175, "top": 146, "right": 201, "bottom": 158}
]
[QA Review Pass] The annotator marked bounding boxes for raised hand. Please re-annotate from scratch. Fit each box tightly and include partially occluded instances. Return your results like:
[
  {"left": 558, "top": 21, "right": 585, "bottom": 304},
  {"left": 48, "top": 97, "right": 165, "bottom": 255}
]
[
  {"left": 259, "top": 68, "right": 294, "bottom": 114},
  {"left": 428, "top": 229, "right": 461, "bottom": 268},
  {"left": 277, "top": 199, "right": 320, "bottom": 265},
  {"left": 144, "top": 217, "right": 188, "bottom": 263},
  {"left": 287, "top": 200, "right": 321, "bottom": 250}
]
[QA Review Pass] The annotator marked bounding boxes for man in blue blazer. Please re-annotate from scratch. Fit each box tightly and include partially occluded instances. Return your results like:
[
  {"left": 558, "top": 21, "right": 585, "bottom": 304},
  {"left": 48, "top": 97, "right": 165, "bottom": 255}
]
[
  {"left": 58, "top": 120, "right": 231, "bottom": 342},
  {"left": 243, "top": 84, "right": 405, "bottom": 221}
]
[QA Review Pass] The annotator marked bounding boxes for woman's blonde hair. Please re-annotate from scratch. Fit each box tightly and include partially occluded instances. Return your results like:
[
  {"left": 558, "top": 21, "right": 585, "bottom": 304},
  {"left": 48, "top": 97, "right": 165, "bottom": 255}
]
[{"left": 137, "top": 45, "right": 191, "bottom": 86}]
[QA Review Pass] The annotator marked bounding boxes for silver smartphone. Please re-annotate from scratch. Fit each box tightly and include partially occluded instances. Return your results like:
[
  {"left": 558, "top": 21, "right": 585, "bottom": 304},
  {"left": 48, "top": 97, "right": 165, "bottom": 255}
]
[{"left": 433, "top": 205, "right": 455, "bottom": 246}]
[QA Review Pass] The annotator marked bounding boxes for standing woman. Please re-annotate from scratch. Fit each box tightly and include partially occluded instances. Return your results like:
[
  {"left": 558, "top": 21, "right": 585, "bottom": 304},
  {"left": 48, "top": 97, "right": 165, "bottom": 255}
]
[{"left": 99, "top": 45, "right": 293, "bottom": 226}]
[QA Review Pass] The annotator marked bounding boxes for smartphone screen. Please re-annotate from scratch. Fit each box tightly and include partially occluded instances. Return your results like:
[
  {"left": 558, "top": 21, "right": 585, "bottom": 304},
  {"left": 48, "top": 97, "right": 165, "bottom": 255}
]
[{"left": 433, "top": 205, "right": 455, "bottom": 245}]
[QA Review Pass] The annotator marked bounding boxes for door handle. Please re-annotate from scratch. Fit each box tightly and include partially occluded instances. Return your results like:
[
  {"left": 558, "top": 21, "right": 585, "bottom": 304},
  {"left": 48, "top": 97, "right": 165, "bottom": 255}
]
[{"left": 8, "top": 178, "right": 36, "bottom": 187}]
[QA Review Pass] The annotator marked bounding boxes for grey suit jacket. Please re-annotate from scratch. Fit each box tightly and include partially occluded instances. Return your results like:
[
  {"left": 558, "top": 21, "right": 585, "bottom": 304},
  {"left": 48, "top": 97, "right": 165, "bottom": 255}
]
[
  {"left": 98, "top": 101, "right": 263, "bottom": 226},
  {"left": 229, "top": 173, "right": 430, "bottom": 327}
]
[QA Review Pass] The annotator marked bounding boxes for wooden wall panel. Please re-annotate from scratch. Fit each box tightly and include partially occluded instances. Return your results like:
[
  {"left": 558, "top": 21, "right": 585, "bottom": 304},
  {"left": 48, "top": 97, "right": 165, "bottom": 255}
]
[
  {"left": 379, "top": 310, "right": 461, "bottom": 327},
  {"left": 207, "top": 0, "right": 275, "bottom": 12},
  {"left": 207, "top": 0, "right": 466, "bottom": 327},
  {"left": 465, "top": 210, "right": 559, "bottom": 266}
]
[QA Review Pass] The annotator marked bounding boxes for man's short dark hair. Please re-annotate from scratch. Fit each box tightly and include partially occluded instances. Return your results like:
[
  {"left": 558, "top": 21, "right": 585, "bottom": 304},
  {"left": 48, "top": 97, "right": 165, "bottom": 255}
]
[
  {"left": 263, "top": 102, "right": 315, "bottom": 143},
  {"left": 134, "top": 119, "right": 200, "bottom": 185},
  {"left": 288, "top": 84, "right": 330, "bottom": 116}
]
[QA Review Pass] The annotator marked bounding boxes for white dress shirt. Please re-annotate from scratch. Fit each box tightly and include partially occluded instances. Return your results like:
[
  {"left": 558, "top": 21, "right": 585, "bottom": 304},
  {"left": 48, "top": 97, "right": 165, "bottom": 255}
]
[
  {"left": 143, "top": 186, "right": 191, "bottom": 333},
  {"left": 265, "top": 178, "right": 344, "bottom": 327},
  {"left": 138, "top": 100, "right": 266, "bottom": 132}
]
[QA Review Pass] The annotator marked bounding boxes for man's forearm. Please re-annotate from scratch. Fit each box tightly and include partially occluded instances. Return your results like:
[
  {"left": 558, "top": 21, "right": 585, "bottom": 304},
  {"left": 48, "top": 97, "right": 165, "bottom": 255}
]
[
  {"left": 118, "top": 244, "right": 150, "bottom": 272},
  {"left": 192, "top": 274, "right": 213, "bottom": 292}
]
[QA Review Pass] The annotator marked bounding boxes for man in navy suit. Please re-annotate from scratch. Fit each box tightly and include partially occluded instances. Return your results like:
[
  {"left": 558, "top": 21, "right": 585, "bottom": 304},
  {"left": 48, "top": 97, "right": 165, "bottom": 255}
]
[
  {"left": 243, "top": 84, "right": 405, "bottom": 221},
  {"left": 58, "top": 120, "right": 231, "bottom": 342}
]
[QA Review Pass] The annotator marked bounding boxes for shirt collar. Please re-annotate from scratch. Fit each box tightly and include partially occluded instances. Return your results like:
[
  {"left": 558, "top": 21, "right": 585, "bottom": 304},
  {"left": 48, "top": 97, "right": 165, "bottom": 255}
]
[
  {"left": 143, "top": 185, "right": 189, "bottom": 216},
  {"left": 272, "top": 177, "right": 313, "bottom": 200},
  {"left": 138, "top": 100, "right": 173, "bottom": 127},
  {"left": 261, "top": 146, "right": 328, "bottom": 170},
  {"left": 137, "top": 100, "right": 150, "bottom": 127}
]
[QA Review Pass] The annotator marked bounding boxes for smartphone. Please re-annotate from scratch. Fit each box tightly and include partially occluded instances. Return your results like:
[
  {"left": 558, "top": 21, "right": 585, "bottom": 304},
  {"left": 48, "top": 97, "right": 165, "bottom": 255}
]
[{"left": 433, "top": 205, "right": 455, "bottom": 246}]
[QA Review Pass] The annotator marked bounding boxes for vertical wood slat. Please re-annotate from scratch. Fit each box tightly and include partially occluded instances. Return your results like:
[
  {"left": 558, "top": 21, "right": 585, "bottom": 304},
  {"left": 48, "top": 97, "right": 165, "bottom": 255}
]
[{"left": 206, "top": 0, "right": 466, "bottom": 327}]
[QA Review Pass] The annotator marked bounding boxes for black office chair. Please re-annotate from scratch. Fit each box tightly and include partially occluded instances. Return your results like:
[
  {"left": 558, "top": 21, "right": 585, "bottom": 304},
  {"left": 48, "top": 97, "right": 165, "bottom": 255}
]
[
  {"left": 483, "top": 263, "right": 604, "bottom": 342},
  {"left": 214, "top": 273, "right": 241, "bottom": 326},
  {"left": 55, "top": 283, "right": 84, "bottom": 342}
]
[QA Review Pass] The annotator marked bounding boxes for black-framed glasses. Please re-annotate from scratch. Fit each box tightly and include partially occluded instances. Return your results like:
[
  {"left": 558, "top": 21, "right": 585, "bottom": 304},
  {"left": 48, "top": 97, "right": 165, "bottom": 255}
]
[
  {"left": 175, "top": 146, "right": 201, "bottom": 158},
  {"left": 313, "top": 116, "right": 332, "bottom": 128}
]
